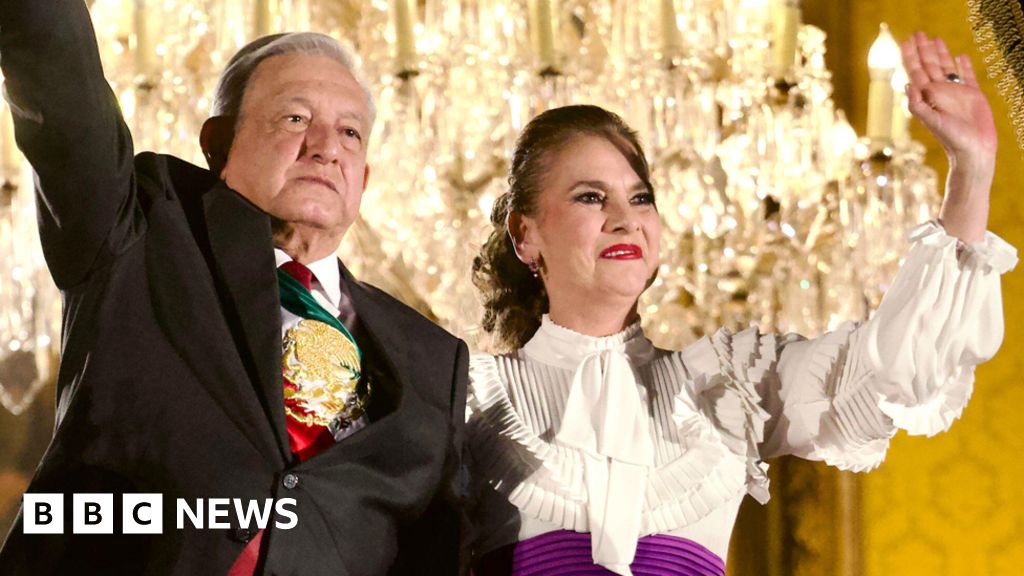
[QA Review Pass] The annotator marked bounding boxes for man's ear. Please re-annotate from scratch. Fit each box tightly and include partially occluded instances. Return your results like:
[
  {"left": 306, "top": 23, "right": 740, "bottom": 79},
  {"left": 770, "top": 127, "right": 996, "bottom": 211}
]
[
  {"left": 507, "top": 210, "right": 537, "bottom": 264},
  {"left": 199, "top": 116, "right": 236, "bottom": 177}
]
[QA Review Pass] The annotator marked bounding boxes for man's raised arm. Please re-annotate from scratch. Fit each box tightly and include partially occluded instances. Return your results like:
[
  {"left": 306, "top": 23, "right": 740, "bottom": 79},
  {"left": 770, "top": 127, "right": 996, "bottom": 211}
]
[{"left": 0, "top": 0, "right": 139, "bottom": 288}]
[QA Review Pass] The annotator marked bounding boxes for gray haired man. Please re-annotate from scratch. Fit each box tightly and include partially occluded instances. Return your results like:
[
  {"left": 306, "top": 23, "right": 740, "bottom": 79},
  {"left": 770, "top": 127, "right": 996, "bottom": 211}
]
[{"left": 0, "top": 3, "right": 467, "bottom": 575}]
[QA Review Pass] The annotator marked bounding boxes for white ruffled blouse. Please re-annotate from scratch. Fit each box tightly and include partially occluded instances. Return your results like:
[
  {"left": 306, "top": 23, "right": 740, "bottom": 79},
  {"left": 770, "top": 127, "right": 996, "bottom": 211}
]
[{"left": 465, "top": 221, "right": 1017, "bottom": 575}]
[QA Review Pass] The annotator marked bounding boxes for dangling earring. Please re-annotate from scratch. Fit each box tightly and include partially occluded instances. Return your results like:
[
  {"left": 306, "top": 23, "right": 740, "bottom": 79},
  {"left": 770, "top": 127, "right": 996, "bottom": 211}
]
[{"left": 528, "top": 258, "right": 539, "bottom": 278}]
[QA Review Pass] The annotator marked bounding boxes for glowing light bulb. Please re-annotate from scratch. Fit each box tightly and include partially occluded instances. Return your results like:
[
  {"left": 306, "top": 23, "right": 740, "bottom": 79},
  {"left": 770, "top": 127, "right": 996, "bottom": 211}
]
[{"left": 868, "top": 23, "right": 900, "bottom": 74}]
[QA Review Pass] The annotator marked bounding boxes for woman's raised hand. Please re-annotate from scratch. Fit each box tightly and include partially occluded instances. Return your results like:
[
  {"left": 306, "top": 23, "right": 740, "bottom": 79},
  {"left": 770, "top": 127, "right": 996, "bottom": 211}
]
[
  {"left": 901, "top": 32, "right": 997, "bottom": 170},
  {"left": 902, "top": 32, "right": 995, "bottom": 243}
]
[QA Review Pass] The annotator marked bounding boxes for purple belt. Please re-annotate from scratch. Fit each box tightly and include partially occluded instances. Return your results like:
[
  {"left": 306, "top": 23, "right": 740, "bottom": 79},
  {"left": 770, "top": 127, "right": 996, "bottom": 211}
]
[{"left": 509, "top": 530, "right": 725, "bottom": 576}]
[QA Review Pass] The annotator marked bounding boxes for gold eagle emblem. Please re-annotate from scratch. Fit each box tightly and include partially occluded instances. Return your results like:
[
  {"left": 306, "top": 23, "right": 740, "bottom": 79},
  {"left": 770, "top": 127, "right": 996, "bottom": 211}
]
[{"left": 282, "top": 319, "right": 368, "bottom": 428}]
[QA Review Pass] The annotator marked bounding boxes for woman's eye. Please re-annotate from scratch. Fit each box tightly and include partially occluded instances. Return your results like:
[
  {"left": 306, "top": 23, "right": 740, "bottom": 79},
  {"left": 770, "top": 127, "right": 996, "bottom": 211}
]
[
  {"left": 575, "top": 191, "right": 604, "bottom": 204},
  {"left": 342, "top": 127, "right": 362, "bottom": 141},
  {"left": 631, "top": 192, "right": 656, "bottom": 205}
]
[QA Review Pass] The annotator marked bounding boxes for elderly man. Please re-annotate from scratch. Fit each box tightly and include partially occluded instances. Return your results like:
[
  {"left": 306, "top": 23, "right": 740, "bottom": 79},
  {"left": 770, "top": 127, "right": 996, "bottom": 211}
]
[{"left": 0, "top": 2, "right": 467, "bottom": 575}]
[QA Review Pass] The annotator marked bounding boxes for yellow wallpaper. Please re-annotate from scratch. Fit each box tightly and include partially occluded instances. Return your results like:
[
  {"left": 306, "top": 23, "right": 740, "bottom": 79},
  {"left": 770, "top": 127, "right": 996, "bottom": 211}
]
[{"left": 828, "top": 1, "right": 1024, "bottom": 574}]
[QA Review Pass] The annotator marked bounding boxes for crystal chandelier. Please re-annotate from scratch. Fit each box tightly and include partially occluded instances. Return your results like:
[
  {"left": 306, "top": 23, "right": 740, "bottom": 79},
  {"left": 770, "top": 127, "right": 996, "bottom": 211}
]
[
  {"left": 0, "top": 108, "right": 59, "bottom": 416},
  {"left": 0, "top": 0, "right": 939, "bottom": 414}
]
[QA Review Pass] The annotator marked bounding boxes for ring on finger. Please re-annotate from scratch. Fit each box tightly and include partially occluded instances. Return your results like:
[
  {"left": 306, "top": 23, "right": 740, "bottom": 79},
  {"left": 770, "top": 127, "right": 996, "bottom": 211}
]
[{"left": 945, "top": 72, "right": 964, "bottom": 84}]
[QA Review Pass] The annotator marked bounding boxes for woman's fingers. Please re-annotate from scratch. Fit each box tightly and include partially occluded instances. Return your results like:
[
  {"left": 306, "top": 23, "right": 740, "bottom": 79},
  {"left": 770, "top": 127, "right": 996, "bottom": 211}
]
[
  {"left": 915, "top": 32, "right": 947, "bottom": 82},
  {"left": 935, "top": 37, "right": 959, "bottom": 77},
  {"left": 903, "top": 33, "right": 980, "bottom": 90},
  {"left": 958, "top": 54, "right": 979, "bottom": 87},
  {"left": 902, "top": 39, "right": 931, "bottom": 88},
  {"left": 906, "top": 83, "right": 941, "bottom": 130},
  {"left": 899, "top": 32, "right": 997, "bottom": 159}
]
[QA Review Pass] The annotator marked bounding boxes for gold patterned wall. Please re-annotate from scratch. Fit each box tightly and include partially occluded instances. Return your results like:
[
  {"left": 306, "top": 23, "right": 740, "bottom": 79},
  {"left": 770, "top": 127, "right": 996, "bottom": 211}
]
[{"left": 815, "top": 1, "right": 1024, "bottom": 574}]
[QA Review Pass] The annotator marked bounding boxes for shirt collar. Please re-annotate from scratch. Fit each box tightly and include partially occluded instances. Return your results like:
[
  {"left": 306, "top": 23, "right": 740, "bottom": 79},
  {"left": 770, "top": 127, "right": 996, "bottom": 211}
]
[
  {"left": 274, "top": 248, "right": 341, "bottom": 308},
  {"left": 522, "top": 314, "right": 656, "bottom": 370}
]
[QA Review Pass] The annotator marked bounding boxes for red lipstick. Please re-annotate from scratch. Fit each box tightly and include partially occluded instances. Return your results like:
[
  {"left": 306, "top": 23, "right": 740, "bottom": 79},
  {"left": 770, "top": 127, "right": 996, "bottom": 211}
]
[{"left": 600, "top": 244, "right": 643, "bottom": 260}]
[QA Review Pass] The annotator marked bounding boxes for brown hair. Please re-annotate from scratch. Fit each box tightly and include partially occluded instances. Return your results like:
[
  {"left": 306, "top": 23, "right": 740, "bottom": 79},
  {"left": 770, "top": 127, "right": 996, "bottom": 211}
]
[{"left": 471, "top": 104, "right": 653, "bottom": 351}]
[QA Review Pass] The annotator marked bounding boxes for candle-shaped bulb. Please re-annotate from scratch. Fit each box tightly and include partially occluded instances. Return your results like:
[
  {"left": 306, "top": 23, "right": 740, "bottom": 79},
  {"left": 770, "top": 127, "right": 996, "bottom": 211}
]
[
  {"left": 866, "top": 23, "right": 899, "bottom": 142},
  {"left": 659, "top": 0, "right": 682, "bottom": 58},
  {"left": 831, "top": 111, "right": 858, "bottom": 159},
  {"left": 890, "top": 63, "right": 908, "bottom": 92},
  {"left": 133, "top": 0, "right": 156, "bottom": 77},
  {"left": 390, "top": 0, "right": 418, "bottom": 74},
  {"left": 830, "top": 110, "right": 858, "bottom": 180},
  {"left": 868, "top": 23, "right": 900, "bottom": 77},
  {"left": 890, "top": 64, "right": 911, "bottom": 143},
  {"left": 529, "top": 0, "right": 560, "bottom": 73},
  {"left": 254, "top": 0, "right": 273, "bottom": 37},
  {"left": 738, "top": 0, "right": 771, "bottom": 34},
  {"left": 772, "top": 0, "right": 802, "bottom": 79}
]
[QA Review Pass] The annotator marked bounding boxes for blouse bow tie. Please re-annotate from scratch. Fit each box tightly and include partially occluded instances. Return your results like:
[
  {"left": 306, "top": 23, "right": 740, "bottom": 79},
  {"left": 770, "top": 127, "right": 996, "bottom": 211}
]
[{"left": 555, "top": 348, "right": 656, "bottom": 576}]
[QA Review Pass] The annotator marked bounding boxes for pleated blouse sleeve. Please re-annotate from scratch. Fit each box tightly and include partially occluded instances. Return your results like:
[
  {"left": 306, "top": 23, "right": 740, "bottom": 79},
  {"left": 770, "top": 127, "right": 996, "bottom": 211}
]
[{"left": 754, "top": 220, "right": 1017, "bottom": 471}]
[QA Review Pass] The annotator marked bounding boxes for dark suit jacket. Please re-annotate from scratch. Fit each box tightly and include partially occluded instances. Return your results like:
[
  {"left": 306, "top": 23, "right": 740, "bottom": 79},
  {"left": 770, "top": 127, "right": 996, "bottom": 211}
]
[{"left": 0, "top": 2, "right": 468, "bottom": 574}]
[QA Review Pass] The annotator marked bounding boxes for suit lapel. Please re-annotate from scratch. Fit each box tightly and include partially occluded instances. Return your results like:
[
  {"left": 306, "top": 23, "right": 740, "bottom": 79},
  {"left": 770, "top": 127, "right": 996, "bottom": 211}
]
[
  {"left": 202, "top": 186, "right": 291, "bottom": 460},
  {"left": 147, "top": 186, "right": 281, "bottom": 465},
  {"left": 342, "top": 263, "right": 409, "bottom": 411},
  {"left": 336, "top": 264, "right": 411, "bottom": 426}
]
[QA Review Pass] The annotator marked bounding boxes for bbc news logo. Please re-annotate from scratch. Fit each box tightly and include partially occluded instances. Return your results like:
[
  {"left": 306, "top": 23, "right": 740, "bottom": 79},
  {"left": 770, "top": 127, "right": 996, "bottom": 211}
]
[{"left": 23, "top": 494, "right": 298, "bottom": 534}]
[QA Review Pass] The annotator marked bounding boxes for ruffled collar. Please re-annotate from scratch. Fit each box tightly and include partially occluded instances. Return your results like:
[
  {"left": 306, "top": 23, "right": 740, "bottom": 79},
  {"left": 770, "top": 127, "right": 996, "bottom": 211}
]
[{"left": 522, "top": 315, "right": 656, "bottom": 370}]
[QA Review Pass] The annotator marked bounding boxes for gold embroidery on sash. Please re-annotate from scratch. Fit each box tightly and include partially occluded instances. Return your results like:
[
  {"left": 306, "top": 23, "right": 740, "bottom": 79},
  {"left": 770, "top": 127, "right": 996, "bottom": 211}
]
[{"left": 282, "top": 319, "right": 368, "bottom": 427}]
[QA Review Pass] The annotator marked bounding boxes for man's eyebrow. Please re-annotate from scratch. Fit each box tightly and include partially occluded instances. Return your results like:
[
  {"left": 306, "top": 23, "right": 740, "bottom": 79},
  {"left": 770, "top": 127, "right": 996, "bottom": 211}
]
[
  {"left": 337, "top": 110, "right": 366, "bottom": 124},
  {"left": 269, "top": 95, "right": 313, "bottom": 108},
  {"left": 270, "top": 96, "right": 366, "bottom": 124}
]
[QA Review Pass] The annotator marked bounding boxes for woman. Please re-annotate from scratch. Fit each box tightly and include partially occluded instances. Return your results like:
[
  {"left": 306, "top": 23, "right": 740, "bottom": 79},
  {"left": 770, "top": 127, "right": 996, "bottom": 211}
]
[{"left": 465, "top": 33, "right": 1017, "bottom": 576}]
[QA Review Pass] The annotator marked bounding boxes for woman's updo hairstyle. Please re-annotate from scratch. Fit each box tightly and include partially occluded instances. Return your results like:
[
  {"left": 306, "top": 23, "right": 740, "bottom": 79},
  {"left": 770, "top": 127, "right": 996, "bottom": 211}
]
[{"left": 472, "top": 104, "right": 652, "bottom": 351}]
